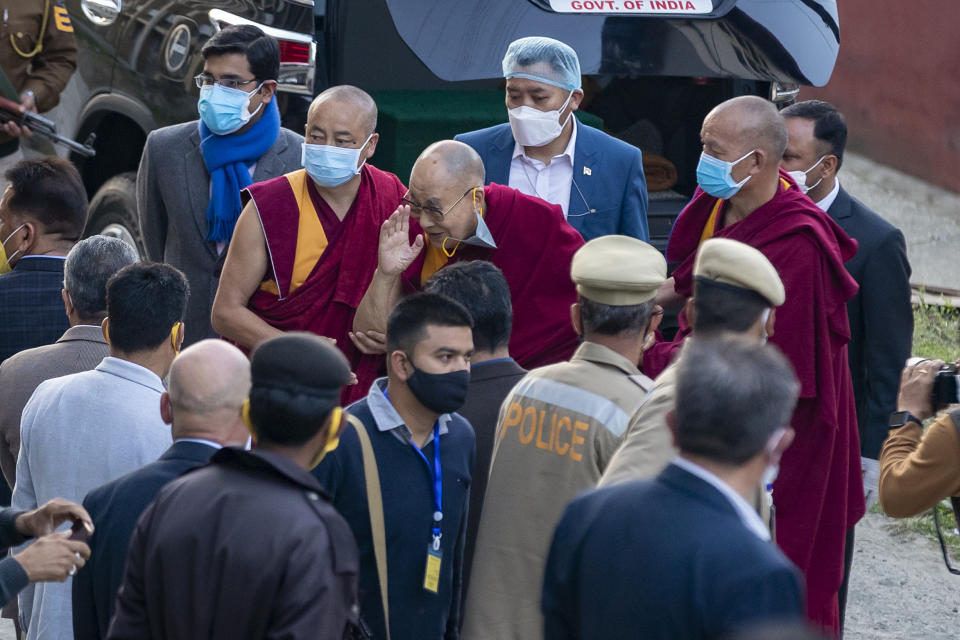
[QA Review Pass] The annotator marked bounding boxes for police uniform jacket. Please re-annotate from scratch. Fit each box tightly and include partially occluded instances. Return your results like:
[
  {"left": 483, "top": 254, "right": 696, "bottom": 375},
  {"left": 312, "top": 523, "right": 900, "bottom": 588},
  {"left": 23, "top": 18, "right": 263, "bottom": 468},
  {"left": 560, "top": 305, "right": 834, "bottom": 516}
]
[
  {"left": 107, "top": 448, "right": 360, "bottom": 640},
  {"left": 0, "top": 0, "right": 76, "bottom": 144},
  {"left": 461, "top": 341, "right": 653, "bottom": 640}
]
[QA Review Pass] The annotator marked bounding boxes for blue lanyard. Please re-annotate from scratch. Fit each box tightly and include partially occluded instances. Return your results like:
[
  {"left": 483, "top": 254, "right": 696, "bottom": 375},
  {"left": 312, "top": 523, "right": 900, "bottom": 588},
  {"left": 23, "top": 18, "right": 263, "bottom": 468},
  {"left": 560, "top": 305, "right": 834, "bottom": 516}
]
[
  {"left": 411, "top": 421, "right": 443, "bottom": 549},
  {"left": 384, "top": 390, "right": 443, "bottom": 549}
]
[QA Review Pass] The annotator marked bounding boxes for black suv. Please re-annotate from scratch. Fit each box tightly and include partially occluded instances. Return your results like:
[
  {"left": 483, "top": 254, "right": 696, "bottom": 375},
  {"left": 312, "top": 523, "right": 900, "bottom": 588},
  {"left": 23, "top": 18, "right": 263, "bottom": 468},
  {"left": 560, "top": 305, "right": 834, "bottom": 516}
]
[{"left": 56, "top": 0, "right": 840, "bottom": 256}]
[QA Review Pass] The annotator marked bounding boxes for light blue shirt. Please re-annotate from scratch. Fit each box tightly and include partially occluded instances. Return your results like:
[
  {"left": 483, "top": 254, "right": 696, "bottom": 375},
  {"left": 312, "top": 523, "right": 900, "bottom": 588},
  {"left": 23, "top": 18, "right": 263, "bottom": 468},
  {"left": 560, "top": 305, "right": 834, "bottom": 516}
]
[{"left": 13, "top": 356, "right": 172, "bottom": 640}]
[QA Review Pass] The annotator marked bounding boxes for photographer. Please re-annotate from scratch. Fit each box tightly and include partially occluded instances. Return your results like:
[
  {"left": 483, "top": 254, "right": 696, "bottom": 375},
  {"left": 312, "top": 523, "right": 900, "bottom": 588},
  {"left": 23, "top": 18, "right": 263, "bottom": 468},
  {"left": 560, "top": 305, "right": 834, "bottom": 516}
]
[{"left": 878, "top": 359, "right": 960, "bottom": 517}]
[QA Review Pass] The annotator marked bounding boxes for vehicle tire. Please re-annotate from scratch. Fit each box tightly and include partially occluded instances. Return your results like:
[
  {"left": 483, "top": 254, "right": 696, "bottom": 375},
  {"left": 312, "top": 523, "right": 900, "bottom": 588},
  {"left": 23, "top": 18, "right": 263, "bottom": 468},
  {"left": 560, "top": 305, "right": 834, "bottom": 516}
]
[{"left": 83, "top": 171, "right": 145, "bottom": 259}]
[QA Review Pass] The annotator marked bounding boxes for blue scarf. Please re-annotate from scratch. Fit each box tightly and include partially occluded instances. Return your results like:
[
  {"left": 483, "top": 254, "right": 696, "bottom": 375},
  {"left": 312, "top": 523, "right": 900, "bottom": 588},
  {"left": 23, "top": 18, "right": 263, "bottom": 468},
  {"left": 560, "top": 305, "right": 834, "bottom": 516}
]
[{"left": 198, "top": 100, "right": 281, "bottom": 242}]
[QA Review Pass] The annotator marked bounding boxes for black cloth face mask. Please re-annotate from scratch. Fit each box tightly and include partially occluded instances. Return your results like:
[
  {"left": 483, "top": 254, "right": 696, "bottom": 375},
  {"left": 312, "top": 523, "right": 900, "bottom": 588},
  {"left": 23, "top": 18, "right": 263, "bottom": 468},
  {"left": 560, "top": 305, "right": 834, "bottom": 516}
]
[{"left": 404, "top": 356, "right": 470, "bottom": 414}]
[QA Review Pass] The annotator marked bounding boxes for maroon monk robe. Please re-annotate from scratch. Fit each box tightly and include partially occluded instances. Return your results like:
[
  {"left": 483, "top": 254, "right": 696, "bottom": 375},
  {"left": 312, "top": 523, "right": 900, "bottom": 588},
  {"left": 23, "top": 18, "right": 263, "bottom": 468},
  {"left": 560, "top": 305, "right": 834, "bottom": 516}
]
[
  {"left": 242, "top": 164, "right": 406, "bottom": 404},
  {"left": 402, "top": 183, "right": 584, "bottom": 370},
  {"left": 650, "top": 169, "right": 864, "bottom": 634}
]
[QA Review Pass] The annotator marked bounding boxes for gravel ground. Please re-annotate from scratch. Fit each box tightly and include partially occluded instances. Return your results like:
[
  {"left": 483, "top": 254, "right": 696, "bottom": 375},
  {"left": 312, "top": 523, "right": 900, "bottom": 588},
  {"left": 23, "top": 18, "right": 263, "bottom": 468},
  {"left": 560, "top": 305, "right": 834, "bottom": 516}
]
[
  {"left": 845, "top": 510, "right": 960, "bottom": 639},
  {"left": 838, "top": 152, "right": 960, "bottom": 292}
]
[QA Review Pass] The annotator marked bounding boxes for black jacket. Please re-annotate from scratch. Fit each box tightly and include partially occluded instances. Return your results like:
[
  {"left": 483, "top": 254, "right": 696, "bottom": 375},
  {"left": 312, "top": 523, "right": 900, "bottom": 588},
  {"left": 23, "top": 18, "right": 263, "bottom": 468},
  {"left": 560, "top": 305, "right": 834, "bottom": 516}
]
[
  {"left": 456, "top": 357, "right": 526, "bottom": 595},
  {"left": 107, "top": 448, "right": 360, "bottom": 640},
  {"left": 73, "top": 440, "right": 218, "bottom": 639},
  {"left": 827, "top": 187, "right": 913, "bottom": 458}
]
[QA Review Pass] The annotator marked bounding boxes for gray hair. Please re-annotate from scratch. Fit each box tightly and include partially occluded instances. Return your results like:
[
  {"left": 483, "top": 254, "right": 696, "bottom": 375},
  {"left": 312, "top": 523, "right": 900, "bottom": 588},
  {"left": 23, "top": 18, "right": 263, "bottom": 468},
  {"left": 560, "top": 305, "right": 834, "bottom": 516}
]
[
  {"left": 63, "top": 236, "right": 138, "bottom": 321},
  {"left": 675, "top": 335, "right": 799, "bottom": 465},
  {"left": 579, "top": 297, "right": 655, "bottom": 337}
]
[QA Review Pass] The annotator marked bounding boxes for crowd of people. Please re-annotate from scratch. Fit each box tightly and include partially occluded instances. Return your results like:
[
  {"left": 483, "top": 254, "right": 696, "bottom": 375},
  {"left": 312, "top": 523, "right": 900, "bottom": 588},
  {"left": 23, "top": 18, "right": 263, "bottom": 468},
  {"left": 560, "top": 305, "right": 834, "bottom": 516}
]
[{"left": 0, "top": 17, "right": 952, "bottom": 640}]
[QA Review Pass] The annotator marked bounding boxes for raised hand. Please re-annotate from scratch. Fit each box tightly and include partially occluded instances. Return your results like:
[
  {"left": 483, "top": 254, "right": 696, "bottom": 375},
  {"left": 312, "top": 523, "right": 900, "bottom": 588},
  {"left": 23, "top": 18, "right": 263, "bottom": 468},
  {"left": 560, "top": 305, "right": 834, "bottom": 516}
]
[
  {"left": 349, "top": 330, "right": 387, "bottom": 355},
  {"left": 378, "top": 205, "right": 424, "bottom": 277}
]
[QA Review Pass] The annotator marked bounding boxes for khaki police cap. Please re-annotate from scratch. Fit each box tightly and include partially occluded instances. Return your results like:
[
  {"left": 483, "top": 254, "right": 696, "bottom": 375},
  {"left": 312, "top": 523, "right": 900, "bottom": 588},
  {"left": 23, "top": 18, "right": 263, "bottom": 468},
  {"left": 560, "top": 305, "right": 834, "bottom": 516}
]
[
  {"left": 693, "top": 238, "right": 785, "bottom": 306},
  {"left": 571, "top": 235, "right": 667, "bottom": 306}
]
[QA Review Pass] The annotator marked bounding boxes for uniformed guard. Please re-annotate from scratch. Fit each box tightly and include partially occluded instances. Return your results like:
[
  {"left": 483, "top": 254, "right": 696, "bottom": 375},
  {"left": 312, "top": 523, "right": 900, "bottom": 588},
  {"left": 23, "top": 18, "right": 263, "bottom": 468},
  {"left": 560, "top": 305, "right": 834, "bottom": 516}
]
[
  {"left": 0, "top": 0, "right": 78, "bottom": 154},
  {"left": 600, "top": 238, "right": 786, "bottom": 528},
  {"left": 461, "top": 234, "right": 667, "bottom": 640}
]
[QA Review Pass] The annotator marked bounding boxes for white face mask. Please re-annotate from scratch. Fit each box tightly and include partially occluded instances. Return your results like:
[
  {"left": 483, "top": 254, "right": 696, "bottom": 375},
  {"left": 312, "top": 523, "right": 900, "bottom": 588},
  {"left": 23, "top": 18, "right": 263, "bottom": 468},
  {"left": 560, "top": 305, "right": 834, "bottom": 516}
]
[
  {"left": 507, "top": 90, "right": 574, "bottom": 148},
  {"left": 762, "top": 427, "right": 788, "bottom": 489},
  {"left": 759, "top": 308, "right": 772, "bottom": 344},
  {"left": 786, "top": 156, "right": 825, "bottom": 195}
]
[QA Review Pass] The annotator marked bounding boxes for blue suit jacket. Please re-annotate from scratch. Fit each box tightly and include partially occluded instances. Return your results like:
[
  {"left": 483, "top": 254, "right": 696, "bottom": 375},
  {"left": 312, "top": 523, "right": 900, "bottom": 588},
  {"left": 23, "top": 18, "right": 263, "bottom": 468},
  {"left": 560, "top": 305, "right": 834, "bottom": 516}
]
[
  {"left": 73, "top": 440, "right": 217, "bottom": 639},
  {"left": 454, "top": 122, "right": 649, "bottom": 241},
  {"left": 542, "top": 463, "right": 804, "bottom": 640},
  {"left": 0, "top": 257, "right": 69, "bottom": 365},
  {"left": 827, "top": 187, "right": 912, "bottom": 459}
]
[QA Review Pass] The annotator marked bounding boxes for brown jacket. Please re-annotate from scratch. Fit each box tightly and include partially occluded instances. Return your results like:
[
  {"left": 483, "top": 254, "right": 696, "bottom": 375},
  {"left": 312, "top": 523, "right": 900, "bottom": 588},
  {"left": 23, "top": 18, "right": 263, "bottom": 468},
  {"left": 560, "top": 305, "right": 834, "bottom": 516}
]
[
  {"left": 0, "top": 325, "right": 108, "bottom": 489},
  {"left": 879, "top": 411, "right": 960, "bottom": 518},
  {"left": 0, "top": 0, "right": 76, "bottom": 111}
]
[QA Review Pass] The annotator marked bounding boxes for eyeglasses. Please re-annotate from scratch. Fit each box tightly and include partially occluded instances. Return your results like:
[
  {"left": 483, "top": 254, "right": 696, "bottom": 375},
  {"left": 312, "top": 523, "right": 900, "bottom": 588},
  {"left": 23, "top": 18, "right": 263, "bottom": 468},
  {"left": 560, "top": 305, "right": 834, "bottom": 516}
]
[
  {"left": 402, "top": 187, "right": 477, "bottom": 224},
  {"left": 193, "top": 74, "right": 259, "bottom": 90}
]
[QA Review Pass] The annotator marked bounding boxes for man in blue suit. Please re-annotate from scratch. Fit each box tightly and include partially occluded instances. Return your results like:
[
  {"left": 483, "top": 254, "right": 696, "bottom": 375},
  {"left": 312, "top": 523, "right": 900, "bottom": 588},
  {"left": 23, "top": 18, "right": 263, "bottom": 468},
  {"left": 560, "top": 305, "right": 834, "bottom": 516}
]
[
  {"left": 542, "top": 336, "right": 805, "bottom": 640},
  {"left": 454, "top": 37, "right": 648, "bottom": 242},
  {"left": 72, "top": 339, "right": 251, "bottom": 639}
]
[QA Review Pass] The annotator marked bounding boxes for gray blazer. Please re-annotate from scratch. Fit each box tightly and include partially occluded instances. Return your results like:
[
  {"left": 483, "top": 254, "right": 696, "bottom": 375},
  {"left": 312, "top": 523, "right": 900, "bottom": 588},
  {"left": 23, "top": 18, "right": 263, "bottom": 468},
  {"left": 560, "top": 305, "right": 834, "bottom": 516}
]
[
  {"left": 137, "top": 121, "right": 304, "bottom": 346},
  {"left": 0, "top": 325, "right": 109, "bottom": 489}
]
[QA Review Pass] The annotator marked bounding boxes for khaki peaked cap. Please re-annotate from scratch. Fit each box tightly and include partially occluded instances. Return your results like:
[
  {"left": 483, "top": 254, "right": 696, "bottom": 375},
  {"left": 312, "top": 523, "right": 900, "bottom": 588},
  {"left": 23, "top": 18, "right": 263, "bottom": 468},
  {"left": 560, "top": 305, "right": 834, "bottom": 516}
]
[
  {"left": 571, "top": 235, "right": 667, "bottom": 305},
  {"left": 693, "top": 238, "right": 785, "bottom": 306}
]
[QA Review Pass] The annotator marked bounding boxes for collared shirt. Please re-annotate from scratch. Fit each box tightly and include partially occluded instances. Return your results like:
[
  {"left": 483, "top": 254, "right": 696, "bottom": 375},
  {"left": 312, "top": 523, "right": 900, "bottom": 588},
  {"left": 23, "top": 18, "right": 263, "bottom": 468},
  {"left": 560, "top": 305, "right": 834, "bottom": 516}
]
[
  {"left": 176, "top": 438, "right": 223, "bottom": 450},
  {"left": 509, "top": 117, "right": 577, "bottom": 217},
  {"left": 365, "top": 378, "right": 452, "bottom": 447},
  {"left": 814, "top": 177, "right": 841, "bottom": 212},
  {"left": 671, "top": 457, "right": 771, "bottom": 541}
]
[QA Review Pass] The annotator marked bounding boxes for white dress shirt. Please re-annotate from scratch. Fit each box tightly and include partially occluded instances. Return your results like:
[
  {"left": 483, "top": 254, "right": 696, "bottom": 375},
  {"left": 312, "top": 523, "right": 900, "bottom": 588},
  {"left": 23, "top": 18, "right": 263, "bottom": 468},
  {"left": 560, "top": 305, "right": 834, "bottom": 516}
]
[
  {"left": 671, "top": 456, "right": 771, "bottom": 541},
  {"left": 814, "top": 177, "right": 841, "bottom": 212},
  {"left": 508, "top": 118, "right": 577, "bottom": 217}
]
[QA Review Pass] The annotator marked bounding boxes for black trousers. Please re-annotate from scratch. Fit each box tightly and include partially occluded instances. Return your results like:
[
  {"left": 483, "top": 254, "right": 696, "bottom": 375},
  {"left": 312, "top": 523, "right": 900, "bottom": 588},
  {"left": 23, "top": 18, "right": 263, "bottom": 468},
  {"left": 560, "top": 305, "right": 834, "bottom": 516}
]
[{"left": 837, "top": 526, "right": 856, "bottom": 636}]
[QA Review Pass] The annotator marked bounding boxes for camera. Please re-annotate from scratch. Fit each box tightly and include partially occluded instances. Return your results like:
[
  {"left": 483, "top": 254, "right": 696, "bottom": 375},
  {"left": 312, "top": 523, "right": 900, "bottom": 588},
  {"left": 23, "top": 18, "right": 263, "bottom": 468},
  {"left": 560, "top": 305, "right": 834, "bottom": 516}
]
[{"left": 933, "top": 363, "right": 960, "bottom": 405}]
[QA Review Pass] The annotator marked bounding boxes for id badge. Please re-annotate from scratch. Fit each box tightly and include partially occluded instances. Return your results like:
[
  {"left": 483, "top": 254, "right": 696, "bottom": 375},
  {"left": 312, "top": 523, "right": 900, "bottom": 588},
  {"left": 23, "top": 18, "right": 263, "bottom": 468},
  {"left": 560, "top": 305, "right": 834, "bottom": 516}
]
[{"left": 423, "top": 546, "right": 443, "bottom": 593}]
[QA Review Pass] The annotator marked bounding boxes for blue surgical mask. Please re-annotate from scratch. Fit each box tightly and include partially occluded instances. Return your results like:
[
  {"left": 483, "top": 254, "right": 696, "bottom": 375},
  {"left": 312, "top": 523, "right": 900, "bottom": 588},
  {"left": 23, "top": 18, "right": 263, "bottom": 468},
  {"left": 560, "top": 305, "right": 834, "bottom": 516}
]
[
  {"left": 197, "top": 83, "right": 263, "bottom": 136},
  {"left": 696, "top": 149, "right": 756, "bottom": 199},
  {"left": 301, "top": 135, "right": 373, "bottom": 188},
  {"left": 460, "top": 209, "right": 497, "bottom": 248}
]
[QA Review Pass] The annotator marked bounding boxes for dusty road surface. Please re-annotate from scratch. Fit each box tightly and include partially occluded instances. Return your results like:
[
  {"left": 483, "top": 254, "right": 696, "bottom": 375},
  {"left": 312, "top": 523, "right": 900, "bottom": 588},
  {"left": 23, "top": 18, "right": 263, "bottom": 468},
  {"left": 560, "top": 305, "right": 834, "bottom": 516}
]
[
  {"left": 839, "top": 152, "right": 960, "bottom": 292},
  {"left": 845, "top": 510, "right": 960, "bottom": 639}
]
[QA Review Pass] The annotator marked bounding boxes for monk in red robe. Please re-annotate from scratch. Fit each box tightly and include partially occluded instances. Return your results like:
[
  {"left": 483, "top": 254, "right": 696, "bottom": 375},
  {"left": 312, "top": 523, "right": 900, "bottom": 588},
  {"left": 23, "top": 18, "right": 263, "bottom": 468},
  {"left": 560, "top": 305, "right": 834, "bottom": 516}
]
[
  {"left": 352, "top": 140, "right": 583, "bottom": 370},
  {"left": 649, "top": 96, "right": 865, "bottom": 634},
  {"left": 212, "top": 86, "right": 405, "bottom": 402}
]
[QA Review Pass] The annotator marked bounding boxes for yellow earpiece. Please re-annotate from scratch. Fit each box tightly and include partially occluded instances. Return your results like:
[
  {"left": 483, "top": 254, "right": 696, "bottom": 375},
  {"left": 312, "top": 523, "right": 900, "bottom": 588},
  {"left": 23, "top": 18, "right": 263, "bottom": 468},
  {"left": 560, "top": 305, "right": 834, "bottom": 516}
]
[
  {"left": 241, "top": 398, "right": 256, "bottom": 442},
  {"left": 102, "top": 322, "right": 110, "bottom": 345},
  {"left": 170, "top": 322, "right": 183, "bottom": 355},
  {"left": 309, "top": 407, "right": 344, "bottom": 469}
]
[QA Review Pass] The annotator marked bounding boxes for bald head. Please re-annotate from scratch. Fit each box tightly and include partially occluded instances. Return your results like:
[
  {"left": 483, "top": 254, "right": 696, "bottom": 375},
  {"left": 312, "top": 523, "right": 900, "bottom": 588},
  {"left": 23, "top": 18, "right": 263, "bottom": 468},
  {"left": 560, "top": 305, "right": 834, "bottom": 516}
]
[
  {"left": 704, "top": 96, "right": 787, "bottom": 161},
  {"left": 167, "top": 340, "right": 250, "bottom": 440},
  {"left": 308, "top": 85, "right": 377, "bottom": 136},
  {"left": 412, "top": 140, "right": 485, "bottom": 189},
  {"left": 707, "top": 96, "right": 788, "bottom": 158}
]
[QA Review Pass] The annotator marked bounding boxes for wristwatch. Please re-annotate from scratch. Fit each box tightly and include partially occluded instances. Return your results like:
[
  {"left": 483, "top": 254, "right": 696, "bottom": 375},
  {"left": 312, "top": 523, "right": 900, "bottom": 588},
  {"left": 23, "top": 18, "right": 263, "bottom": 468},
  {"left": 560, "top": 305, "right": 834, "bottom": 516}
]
[{"left": 888, "top": 411, "right": 923, "bottom": 429}]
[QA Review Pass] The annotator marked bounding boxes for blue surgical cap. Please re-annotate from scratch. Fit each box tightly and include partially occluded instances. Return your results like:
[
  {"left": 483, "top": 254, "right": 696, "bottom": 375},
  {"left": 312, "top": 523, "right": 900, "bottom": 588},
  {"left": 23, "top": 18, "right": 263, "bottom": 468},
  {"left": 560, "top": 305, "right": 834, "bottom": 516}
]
[{"left": 502, "top": 36, "right": 581, "bottom": 92}]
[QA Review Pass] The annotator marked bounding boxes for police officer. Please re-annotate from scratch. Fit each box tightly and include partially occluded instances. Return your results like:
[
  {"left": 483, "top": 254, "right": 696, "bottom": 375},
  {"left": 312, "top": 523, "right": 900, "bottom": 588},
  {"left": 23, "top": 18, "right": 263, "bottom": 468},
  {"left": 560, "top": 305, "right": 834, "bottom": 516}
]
[
  {"left": 0, "top": 0, "right": 77, "bottom": 155},
  {"left": 461, "top": 235, "right": 666, "bottom": 640}
]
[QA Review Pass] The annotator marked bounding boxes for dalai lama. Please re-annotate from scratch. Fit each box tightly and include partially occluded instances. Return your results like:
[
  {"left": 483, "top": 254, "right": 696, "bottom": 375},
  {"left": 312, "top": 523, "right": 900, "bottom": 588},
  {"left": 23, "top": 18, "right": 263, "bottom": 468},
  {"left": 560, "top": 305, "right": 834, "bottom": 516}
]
[
  {"left": 648, "top": 95, "right": 864, "bottom": 634},
  {"left": 351, "top": 139, "right": 584, "bottom": 372},
  {"left": 211, "top": 86, "right": 406, "bottom": 402}
]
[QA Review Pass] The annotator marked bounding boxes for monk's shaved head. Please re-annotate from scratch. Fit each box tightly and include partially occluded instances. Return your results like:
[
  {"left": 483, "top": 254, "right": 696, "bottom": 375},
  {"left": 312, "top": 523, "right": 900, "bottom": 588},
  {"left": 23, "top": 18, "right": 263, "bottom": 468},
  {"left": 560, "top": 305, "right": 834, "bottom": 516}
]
[
  {"left": 308, "top": 85, "right": 378, "bottom": 136},
  {"left": 706, "top": 96, "right": 788, "bottom": 158},
  {"left": 412, "top": 140, "right": 486, "bottom": 189}
]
